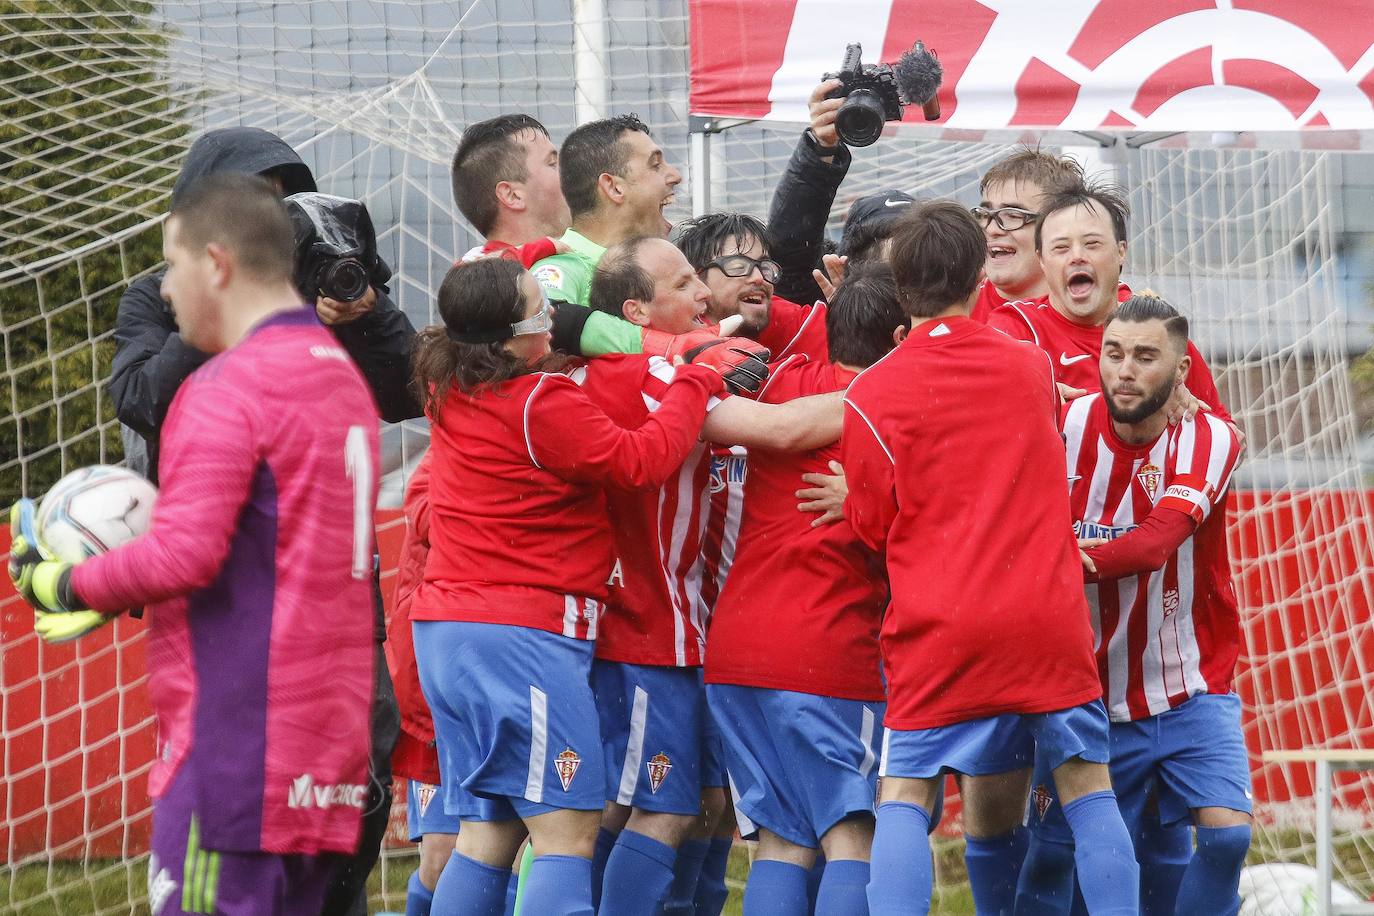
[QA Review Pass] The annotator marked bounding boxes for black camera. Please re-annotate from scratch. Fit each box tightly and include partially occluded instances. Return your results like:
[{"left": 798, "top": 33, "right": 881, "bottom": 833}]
[
  {"left": 823, "top": 43, "right": 904, "bottom": 147},
  {"left": 284, "top": 192, "right": 384, "bottom": 303}
]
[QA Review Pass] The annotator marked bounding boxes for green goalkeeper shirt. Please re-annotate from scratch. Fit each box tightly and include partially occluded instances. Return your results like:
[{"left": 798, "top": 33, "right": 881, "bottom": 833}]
[{"left": 531, "top": 229, "right": 605, "bottom": 306}]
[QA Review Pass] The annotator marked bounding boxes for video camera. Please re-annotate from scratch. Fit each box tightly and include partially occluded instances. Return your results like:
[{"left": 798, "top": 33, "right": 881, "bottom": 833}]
[
  {"left": 284, "top": 192, "right": 385, "bottom": 303},
  {"left": 823, "top": 41, "right": 943, "bottom": 147}
]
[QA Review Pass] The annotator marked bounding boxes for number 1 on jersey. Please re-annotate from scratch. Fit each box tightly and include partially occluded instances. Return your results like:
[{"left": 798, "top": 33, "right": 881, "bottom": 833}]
[{"left": 344, "top": 425, "right": 374, "bottom": 581}]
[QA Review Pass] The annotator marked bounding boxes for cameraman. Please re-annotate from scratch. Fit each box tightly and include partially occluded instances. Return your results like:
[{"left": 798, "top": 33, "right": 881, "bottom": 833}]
[
  {"left": 767, "top": 79, "right": 854, "bottom": 306},
  {"left": 108, "top": 126, "right": 409, "bottom": 916}
]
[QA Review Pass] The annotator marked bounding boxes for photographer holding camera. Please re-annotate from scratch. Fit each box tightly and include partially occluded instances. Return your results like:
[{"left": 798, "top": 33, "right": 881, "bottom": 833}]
[
  {"left": 108, "top": 126, "right": 411, "bottom": 916},
  {"left": 768, "top": 42, "right": 941, "bottom": 306}
]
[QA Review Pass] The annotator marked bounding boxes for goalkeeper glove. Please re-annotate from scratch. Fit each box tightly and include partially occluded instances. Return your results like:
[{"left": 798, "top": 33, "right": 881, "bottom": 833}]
[
  {"left": 8, "top": 500, "right": 105, "bottom": 644},
  {"left": 640, "top": 326, "right": 732, "bottom": 361},
  {"left": 683, "top": 338, "right": 771, "bottom": 396}
]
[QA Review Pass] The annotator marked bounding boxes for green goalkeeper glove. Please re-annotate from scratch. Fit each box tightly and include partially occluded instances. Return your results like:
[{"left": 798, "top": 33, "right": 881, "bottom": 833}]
[{"left": 8, "top": 500, "right": 106, "bottom": 643}]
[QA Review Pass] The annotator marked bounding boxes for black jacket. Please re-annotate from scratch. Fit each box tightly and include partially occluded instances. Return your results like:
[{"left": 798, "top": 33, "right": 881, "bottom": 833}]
[
  {"left": 766, "top": 129, "right": 853, "bottom": 305},
  {"left": 110, "top": 128, "right": 420, "bottom": 481}
]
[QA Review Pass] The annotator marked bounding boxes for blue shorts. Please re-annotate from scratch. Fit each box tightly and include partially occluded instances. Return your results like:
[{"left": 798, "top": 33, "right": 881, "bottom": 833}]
[
  {"left": 592, "top": 660, "right": 705, "bottom": 815},
  {"left": 406, "top": 779, "right": 462, "bottom": 842},
  {"left": 708, "top": 684, "right": 882, "bottom": 848},
  {"left": 1028, "top": 693, "right": 1252, "bottom": 841},
  {"left": 414, "top": 621, "right": 606, "bottom": 820},
  {"left": 701, "top": 703, "right": 728, "bottom": 790},
  {"left": 880, "top": 701, "right": 1110, "bottom": 779}
]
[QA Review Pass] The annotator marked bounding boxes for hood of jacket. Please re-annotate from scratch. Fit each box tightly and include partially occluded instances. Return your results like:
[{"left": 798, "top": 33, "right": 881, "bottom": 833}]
[{"left": 170, "top": 127, "right": 317, "bottom": 206}]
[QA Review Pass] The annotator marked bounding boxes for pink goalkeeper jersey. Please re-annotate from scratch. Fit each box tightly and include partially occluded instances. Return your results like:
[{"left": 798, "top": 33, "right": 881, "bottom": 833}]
[
  {"left": 1062, "top": 393, "right": 1243, "bottom": 723},
  {"left": 73, "top": 307, "right": 380, "bottom": 856}
]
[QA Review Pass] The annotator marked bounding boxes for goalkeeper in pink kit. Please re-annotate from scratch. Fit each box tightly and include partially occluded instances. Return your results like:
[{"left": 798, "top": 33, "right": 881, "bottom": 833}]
[{"left": 10, "top": 174, "right": 380, "bottom": 916}]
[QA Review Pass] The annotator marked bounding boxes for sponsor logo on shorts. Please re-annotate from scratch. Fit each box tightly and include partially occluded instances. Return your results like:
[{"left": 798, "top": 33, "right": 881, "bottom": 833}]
[
  {"left": 1032, "top": 784, "right": 1054, "bottom": 820},
  {"left": 646, "top": 752, "right": 673, "bottom": 793},
  {"left": 416, "top": 782, "right": 437, "bottom": 817},
  {"left": 287, "top": 773, "right": 367, "bottom": 810},
  {"left": 555, "top": 748, "right": 581, "bottom": 791},
  {"left": 1136, "top": 462, "right": 1162, "bottom": 498},
  {"left": 147, "top": 853, "right": 177, "bottom": 916}
]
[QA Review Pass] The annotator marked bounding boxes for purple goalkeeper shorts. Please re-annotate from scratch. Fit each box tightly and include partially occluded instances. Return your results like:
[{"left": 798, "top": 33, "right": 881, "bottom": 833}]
[{"left": 148, "top": 768, "right": 343, "bottom": 916}]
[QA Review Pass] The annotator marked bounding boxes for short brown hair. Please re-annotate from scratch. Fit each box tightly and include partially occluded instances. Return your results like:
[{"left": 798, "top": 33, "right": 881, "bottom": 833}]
[
  {"left": 887, "top": 200, "right": 986, "bottom": 319},
  {"left": 1035, "top": 181, "right": 1130, "bottom": 250},
  {"left": 168, "top": 173, "right": 294, "bottom": 282},
  {"left": 589, "top": 236, "right": 657, "bottom": 317},
  {"left": 451, "top": 114, "right": 551, "bottom": 236},
  {"left": 979, "top": 147, "right": 1084, "bottom": 199}
]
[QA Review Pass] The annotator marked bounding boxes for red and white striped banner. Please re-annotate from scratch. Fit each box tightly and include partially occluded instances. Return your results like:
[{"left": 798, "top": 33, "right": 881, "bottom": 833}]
[{"left": 689, "top": 1, "right": 1374, "bottom": 136}]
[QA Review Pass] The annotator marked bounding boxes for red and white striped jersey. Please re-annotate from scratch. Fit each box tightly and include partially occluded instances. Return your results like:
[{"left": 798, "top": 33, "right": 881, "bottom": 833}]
[
  {"left": 577, "top": 355, "right": 726, "bottom": 668},
  {"left": 693, "top": 444, "right": 748, "bottom": 618},
  {"left": 1062, "top": 393, "right": 1243, "bottom": 723}
]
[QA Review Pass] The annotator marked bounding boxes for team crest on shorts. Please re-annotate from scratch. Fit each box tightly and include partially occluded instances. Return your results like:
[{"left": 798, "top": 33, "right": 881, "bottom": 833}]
[
  {"left": 554, "top": 748, "right": 582, "bottom": 791},
  {"left": 416, "top": 782, "right": 437, "bottom": 817},
  {"left": 646, "top": 752, "right": 673, "bottom": 793},
  {"left": 1032, "top": 784, "right": 1054, "bottom": 819},
  {"left": 1136, "top": 463, "right": 1162, "bottom": 498}
]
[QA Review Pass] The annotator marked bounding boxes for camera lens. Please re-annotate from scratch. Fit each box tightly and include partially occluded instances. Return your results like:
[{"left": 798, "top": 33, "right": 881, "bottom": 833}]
[
  {"left": 320, "top": 258, "right": 370, "bottom": 302},
  {"left": 835, "top": 89, "right": 888, "bottom": 147}
]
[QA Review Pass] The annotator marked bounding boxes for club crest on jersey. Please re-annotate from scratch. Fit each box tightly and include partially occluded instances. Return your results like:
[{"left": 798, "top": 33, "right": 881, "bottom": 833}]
[
  {"left": 1163, "top": 588, "right": 1180, "bottom": 618},
  {"left": 1136, "top": 463, "right": 1162, "bottom": 498},
  {"left": 1033, "top": 784, "right": 1054, "bottom": 820},
  {"left": 646, "top": 752, "right": 673, "bottom": 793},
  {"left": 416, "top": 783, "right": 437, "bottom": 817},
  {"left": 554, "top": 748, "right": 581, "bottom": 791}
]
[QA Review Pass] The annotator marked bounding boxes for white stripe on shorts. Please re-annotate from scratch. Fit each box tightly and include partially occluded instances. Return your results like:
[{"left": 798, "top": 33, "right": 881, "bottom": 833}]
[
  {"left": 526, "top": 686, "right": 549, "bottom": 803},
  {"left": 878, "top": 726, "right": 892, "bottom": 778},
  {"left": 616, "top": 686, "right": 650, "bottom": 805},
  {"left": 859, "top": 706, "right": 878, "bottom": 778},
  {"left": 728, "top": 772, "right": 757, "bottom": 838}
]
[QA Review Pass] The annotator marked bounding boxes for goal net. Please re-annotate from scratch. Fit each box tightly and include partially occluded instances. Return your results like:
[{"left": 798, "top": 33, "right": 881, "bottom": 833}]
[{"left": 3, "top": 1, "right": 1373, "bottom": 912}]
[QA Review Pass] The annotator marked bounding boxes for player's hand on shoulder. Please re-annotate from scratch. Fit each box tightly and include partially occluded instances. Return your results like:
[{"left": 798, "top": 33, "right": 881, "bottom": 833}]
[
  {"left": 797, "top": 460, "right": 848, "bottom": 528},
  {"left": 316, "top": 284, "right": 378, "bottom": 326},
  {"left": 8, "top": 500, "right": 104, "bottom": 643},
  {"left": 683, "top": 337, "right": 771, "bottom": 396},
  {"left": 1166, "top": 382, "right": 1209, "bottom": 426}
]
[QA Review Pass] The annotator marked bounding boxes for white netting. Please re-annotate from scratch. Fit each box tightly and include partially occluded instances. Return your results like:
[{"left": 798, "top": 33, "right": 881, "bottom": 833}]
[{"left": 2, "top": 1, "right": 1373, "bottom": 913}]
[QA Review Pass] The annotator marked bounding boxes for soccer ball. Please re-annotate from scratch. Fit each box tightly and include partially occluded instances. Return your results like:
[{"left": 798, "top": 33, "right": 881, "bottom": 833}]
[{"left": 35, "top": 466, "right": 158, "bottom": 563}]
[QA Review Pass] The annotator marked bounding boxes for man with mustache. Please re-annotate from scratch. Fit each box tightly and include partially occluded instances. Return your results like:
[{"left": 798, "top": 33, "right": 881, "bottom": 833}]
[{"left": 1016, "top": 293, "right": 1250, "bottom": 916}]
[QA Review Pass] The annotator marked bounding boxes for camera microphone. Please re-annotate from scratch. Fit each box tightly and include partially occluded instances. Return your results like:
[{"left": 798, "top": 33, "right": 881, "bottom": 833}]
[{"left": 894, "top": 41, "right": 943, "bottom": 121}]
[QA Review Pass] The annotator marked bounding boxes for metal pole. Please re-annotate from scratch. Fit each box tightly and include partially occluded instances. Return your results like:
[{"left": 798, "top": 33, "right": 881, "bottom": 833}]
[
  {"left": 1317, "top": 760, "right": 1332, "bottom": 916},
  {"left": 691, "top": 128, "right": 711, "bottom": 217},
  {"left": 573, "top": 0, "right": 607, "bottom": 125}
]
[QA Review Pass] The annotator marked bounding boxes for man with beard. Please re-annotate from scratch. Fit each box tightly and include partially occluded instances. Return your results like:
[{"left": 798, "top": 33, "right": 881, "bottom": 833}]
[
  {"left": 1016, "top": 293, "right": 1250, "bottom": 916},
  {"left": 986, "top": 183, "right": 1230, "bottom": 423},
  {"left": 532, "top": 115, "right": 682, "bottom": 307}
]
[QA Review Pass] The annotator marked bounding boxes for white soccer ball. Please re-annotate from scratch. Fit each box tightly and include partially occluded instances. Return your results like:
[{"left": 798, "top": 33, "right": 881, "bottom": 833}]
[{"left": 35, "top": 466, "right": 158, "bottom": 563}]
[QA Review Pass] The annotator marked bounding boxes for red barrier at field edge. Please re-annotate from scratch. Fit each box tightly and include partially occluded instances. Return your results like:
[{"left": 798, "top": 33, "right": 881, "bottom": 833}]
[{"left": 1, "top": 491, "right": 1369, "bottom": 861}]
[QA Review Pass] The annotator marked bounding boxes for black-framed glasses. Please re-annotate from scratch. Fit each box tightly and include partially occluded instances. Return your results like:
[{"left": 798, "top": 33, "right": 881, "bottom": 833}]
[
  {"left": 971, "top": 206, "right": 1039, "bottom": 231},
  {"left": 700, "top": 254, "right": 781, "bottom": 284}
]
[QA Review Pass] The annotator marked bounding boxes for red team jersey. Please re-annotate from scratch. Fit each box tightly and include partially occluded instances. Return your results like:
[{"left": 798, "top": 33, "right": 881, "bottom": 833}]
[
  {"left": 73, "top": 309, "right": 380, "bottom": 855},
  {"left": 842, "top": 317, "right": 1102, "bottom": 730},
  {"left": 694, "top": 443, "right": 748, "bottom": 615},
  {"left": 575, "top": 355, "right": 724, "bottom": 668},
  {"left": 755, "top": 296, "right": 830, "bottom": 363},
  {"left": 411, "top": 365, "right": 723, "bottom": 639},
  {"left": 987, "top": 293, "right": 1231, "bottom": 424},
  {"left": 706, "top": 355, "right": 886, "bottom": 702},
  {"left": 1062, "top": 394, "right": 1243, "bottom": 723}
]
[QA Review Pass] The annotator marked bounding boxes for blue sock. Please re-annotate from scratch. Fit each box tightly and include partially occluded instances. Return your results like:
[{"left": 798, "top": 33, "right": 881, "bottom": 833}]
[
  {"left": 964, "top": 827, "right": 1028, "bottom": 916},
  {"left": 814, "top": 859, "right": 868, "bottom": 916},
  {"left": 694, "top": 836, "right": 733, "bottom": 915},
  {"left": 806, "top": 855, "right": 826, "bottom": 912},
  {"left": 503, "top": 870, "right": 518, "bottom": 916},
  {"left": 1014, "top": 835, "right": 1076, "bottom": 915},
  {"left": 407, "top": 868, "right": 436, "bottom": 916},
  {"left": 599, "top": 828, "right": 678, "bottom": 915},
  {"left": 866, "top": 802, "right": 932, "bottom": 915},
  {"left": 743, "top": 859, "right": 810, "bottom": 915},
  {"left": 592, "top": 827, "right": 618, "bottom": 911},
  {"left": 1062, "top": 791, "right": 1139, "bottom": 916},
  {"left": 520, "top": 854, "right": 593, "bottom": 916},
  {"left": 661, "top": 838, "right": 710, "bottom": 915},
  {"left": 1136, "top": 817, "right": 1191, "bottom": 916},
  {"left": 433, "top": 852, "right": 512, "bottom": 916},
  {"left": 1175, "top": 824, "right": 1250, "bottom": 916}
]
